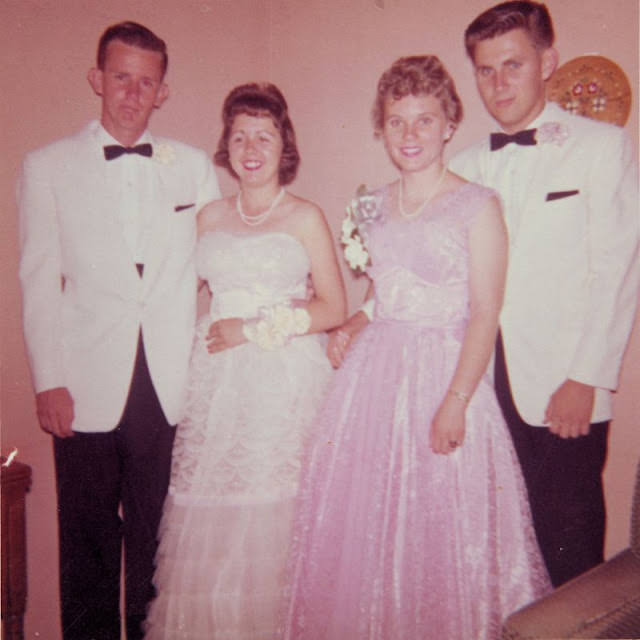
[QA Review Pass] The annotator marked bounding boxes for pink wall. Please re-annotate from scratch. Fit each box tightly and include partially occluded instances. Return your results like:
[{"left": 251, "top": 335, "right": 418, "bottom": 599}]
[{"left": 1, "top": 1, "right": 637, "bottom": 637}]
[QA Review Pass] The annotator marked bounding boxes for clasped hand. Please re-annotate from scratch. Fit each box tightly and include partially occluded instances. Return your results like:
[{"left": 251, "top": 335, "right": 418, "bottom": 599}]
[
  {"left": 327, "top": 328, "right": 352, "bottom": 368},
  {"left": 36, "top": 387, "right": 74, "bottom": 438},
  {"left": 206, "top": 318, "right": 245, "bottom": 353},
  {"left": 544, "top": 378, "right": 595, "bottom": 438},
  {"left": 327, "top": 309, "right": 370, "bottom": 368},
  {"left": 430, "top": 396, "right": 466, "bottom": 455}
]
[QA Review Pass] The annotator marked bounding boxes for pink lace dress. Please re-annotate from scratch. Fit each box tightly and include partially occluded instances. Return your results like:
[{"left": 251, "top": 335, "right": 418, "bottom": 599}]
[
  {"left": 281, "top": 183, "right": 550, "bottom": 640},
  {"left": 144, "top": 232, "right": 332, "bottom": 639}
]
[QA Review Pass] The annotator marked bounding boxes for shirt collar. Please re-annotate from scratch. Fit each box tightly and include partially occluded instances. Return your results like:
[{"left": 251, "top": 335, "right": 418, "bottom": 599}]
[
  {"left": 528, "top": 102, "right": 564, "bottom": 130},
  {"left": 92, "top": 120, "right": 152, "bottom": 148},
  {"left": 492, "top": 101, "right": 562, "bottom": 137}
]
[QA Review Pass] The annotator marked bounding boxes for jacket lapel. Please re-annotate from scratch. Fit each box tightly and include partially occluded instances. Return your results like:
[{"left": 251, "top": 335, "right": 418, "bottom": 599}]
[
  {"left": 139, "top": 134, "right": 172, "bottom": 294},
  {"left": 75, "top": 123, "right": 143, "bottom": 289}
]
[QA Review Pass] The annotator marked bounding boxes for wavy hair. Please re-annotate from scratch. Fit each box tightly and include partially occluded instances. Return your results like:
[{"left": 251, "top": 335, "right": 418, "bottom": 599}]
[
  {"left": 214, "top": 83, "right": 300, "bottom": 186},
  {"left": 372, "top": 55, "right": 463, "bottom": 135}
]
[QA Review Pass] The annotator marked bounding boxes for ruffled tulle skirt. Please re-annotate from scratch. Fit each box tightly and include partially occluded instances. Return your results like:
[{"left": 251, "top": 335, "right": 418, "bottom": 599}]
[
  {"left": 144, "top": 320, "right": 332, "bottom": 639},
  {"left": 280, "top": 320, "right": 550, "bottom": 640}
]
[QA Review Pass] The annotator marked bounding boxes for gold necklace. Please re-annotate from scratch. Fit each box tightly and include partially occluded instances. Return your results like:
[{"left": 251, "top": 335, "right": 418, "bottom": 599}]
[{"left": 398, "top": 164, "right": 448, "bottom": 219}]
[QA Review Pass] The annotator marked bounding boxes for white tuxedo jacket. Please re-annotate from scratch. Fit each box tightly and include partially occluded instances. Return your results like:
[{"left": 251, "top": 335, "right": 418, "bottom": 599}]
[
  {"left": 19, "top": 121, "right": 220, "bottom": 431},
  {"left": 451, "top": 103, "right": 639, "bottom": 425}
]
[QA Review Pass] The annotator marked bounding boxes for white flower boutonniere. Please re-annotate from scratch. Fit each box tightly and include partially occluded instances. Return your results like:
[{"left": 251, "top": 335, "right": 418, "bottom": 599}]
[
  {"left": 154, "top": 143, "right": 176, "bottom": 165},
  {"left": 536, "top": 122, "right": 569, "bottom": 146},
  {"left": 340, "top": 185, "right": 382, "bottom": 272}
]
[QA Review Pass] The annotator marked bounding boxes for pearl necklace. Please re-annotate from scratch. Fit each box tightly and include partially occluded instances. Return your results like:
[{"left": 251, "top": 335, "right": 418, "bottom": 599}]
[
  {"left": 236, "top": 187, "right": 286, "bottom": 226},
  {"left": 399, "top": 164, "right": 448, "bottom": 219}
]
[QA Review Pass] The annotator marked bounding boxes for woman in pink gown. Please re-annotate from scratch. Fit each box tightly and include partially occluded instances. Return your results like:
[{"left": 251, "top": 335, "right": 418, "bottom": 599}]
[{"left": 280, "top": 56, "right": 550, "bottom": 640}]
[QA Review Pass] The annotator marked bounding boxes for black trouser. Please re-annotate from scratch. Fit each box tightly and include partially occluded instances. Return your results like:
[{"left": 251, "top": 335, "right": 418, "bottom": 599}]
[
  {"left": 54, "top": 335, "right": 175, "bottom": 640},
  {"left": 494, "top": 332, "right": 609, "bottom": 587}
]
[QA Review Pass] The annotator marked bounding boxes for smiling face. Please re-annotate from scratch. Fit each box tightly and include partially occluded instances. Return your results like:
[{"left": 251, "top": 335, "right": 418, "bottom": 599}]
[
  {"left": 228, "top": 113, "right": 284, "bottom": 188},
  {"left": 382, "top": 93, "right": 453, "bottom": 175},
  {"left": 472, "top": 28, "right": 557, "bottom": 133},
  {"left": 88, "top": 39, "right": 168, "bottom": 145}
]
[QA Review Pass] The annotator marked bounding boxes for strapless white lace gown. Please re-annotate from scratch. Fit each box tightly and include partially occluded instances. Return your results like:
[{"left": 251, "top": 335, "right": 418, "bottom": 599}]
[{"left": 144, "top": 231, "right": 332, "bottom": 639}]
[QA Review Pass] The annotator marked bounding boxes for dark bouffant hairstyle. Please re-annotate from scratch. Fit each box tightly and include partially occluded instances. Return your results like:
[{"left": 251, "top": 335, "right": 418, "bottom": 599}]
[
  {"left": 372, "top": 55, "right": 463, "bottom": 135},
  {"left": 464, "top": 1, "right": 554, "bottom": 60},
  {"left": 214, "top": 83, "right": 300, "bottom": 186},
  {"left": 97, "top": 21, "right": 168, "bottom": 77}
]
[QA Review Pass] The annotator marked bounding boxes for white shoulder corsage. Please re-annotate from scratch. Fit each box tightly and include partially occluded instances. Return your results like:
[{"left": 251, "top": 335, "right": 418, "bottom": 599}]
[{"left": 340, "top": 185, "right": 382, "bottom": 272}]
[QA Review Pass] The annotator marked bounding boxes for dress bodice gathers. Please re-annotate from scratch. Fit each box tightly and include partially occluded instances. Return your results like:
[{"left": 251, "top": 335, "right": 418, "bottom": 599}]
[
  {"left": 196, "top": 231, "right": 310, "bottom": 320},
  {"left": 366, "top": 183, "right": 492, "bottom": 333}
]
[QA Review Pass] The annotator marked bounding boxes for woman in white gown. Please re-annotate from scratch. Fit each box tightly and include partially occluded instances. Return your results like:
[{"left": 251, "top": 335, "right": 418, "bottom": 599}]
[{"left": 144, "top": 83, "right": 346, "bottom": 639}]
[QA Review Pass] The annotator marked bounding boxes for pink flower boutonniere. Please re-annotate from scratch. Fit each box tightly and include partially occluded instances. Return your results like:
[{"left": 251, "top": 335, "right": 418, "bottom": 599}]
[{"left": 536, "top": 122, "right": 569, "bottom": 146}]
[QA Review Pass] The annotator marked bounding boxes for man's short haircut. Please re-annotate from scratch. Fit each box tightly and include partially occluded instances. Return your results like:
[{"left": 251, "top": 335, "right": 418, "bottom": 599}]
[
  {"left": 97, "top": 21, "right": 168, "bottom": 77},
  {"left": 464, "top": 1, "right": 554, "bottom": 60}
]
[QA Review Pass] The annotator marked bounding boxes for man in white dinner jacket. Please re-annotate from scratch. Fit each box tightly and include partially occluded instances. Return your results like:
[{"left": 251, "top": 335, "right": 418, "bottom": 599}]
[
  {"left": 18, "top": 21, "right": 220, "bottom": 639},
  {"left": 450, "top": 1, "right": 638, "bottom": 587}
]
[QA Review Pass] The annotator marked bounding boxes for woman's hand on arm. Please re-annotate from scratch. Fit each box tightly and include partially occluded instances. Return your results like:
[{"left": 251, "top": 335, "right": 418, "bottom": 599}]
[
  {"left": 327, "top": 283, "right": 374, "bottom": 368},
  {"left": 206, "top": 317, "right": 246, "bottom": 354}
]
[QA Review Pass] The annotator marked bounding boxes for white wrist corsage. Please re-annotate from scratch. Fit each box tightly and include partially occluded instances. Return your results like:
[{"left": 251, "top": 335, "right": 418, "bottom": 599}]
[
  {"left": 340, "top": 185, "right": 382, "bottom": 272},
  {"left": 242, "top": 304, "right": 311, "bottom": 350}
]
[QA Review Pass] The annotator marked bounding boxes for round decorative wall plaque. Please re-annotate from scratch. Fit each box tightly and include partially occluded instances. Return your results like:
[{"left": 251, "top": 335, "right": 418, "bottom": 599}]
[{"left": 546, "top": 55, "right": 632, "bottom": 126}]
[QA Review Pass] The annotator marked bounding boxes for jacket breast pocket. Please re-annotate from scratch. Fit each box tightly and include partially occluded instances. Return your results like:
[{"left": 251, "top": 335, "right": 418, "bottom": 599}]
[
  {"left": 545, "top": 189, "right": 579, "bottom": 202},
  {"left": 536, "top": 189, "right": 586, "bottom": 252},
  {"left": 167, "top": 203, "right": 197, "bottom": 247}
]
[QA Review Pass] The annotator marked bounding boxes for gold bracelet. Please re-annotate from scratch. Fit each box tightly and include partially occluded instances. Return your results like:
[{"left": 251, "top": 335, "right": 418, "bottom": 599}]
[{"left": 448, "top": 389, "right": 470, "bottom": 403}]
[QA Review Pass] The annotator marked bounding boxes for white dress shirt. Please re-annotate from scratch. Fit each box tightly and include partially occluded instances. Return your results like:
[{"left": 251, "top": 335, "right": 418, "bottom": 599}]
[{"left": 97, "top": 125, "right": 157, "bottom": 264}]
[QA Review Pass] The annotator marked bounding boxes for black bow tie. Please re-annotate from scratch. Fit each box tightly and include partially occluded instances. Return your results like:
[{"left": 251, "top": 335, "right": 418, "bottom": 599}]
[
  {"left": 103, "top": 143, "right": 153, "bottom": 161},
  {"left": 490, "top": 129, "right": 537, "bottom": 151}
]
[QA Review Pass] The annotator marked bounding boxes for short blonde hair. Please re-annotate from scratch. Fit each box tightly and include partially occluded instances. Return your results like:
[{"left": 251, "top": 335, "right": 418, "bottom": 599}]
[{"left": 372, "top": 56, "right": 463, "bottom": 135}]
